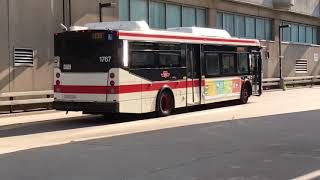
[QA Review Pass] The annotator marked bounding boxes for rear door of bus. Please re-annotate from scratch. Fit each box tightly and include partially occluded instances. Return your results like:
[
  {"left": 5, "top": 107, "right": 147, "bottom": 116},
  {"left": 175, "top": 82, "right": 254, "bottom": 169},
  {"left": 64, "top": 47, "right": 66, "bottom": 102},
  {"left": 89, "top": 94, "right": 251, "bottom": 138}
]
[
  {"left": 186, "top": 44, "right": 202, "bottom": 106},
  {"left": 250, "top": 51, "right": 262, "bottom": 96}
]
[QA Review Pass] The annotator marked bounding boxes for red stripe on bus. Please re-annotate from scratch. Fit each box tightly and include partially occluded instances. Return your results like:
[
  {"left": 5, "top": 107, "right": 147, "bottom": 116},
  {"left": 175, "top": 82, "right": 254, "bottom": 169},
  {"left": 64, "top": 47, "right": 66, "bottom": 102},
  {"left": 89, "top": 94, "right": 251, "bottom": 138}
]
[
  {"left": 120, "top": 80, "right": 203, "bottom": 94},
  {"left": 54, "top": 80, "right": 205, "bottom": 94},
  {"left": 119, "top": 32, "right": 258, "bottom": 45}
]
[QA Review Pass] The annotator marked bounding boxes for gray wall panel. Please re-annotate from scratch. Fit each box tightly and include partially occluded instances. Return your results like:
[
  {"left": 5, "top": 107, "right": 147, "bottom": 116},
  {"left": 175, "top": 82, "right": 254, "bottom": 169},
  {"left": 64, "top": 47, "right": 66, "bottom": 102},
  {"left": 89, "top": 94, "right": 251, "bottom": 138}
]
[
  {"left": 0, "top": 0, "right": 10, "bottom": 93},
  {"left": 261, "top": 41, "right": 280, "bottom": 78},
  {"left": 71, "top": 0, "right": 118, "bottom": 26},
  {"left": 290, "top": 0, "right": 320, "bottom": 17},
  {"left": 10, "top": 0, "right": 54, "bottom": 92},
  {"left": 227, "top": 0, "right": 273, "bottom": 8},
  {"left": 170, "top": 0, "right": 211, "bottom": 7},
  {"left": 259, "top": 42, "right": 320, "bottom": 78},
  {"left": 225, "top": 0, "right": 320, "bottom": 17},
  {"left": 282, "top": 44, "right": 320, "bottom": 77}
]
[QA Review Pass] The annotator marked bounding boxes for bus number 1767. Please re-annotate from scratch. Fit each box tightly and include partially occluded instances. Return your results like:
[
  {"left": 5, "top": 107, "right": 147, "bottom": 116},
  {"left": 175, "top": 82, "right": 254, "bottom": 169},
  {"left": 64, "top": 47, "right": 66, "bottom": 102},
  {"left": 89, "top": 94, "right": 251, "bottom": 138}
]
[{"left": 99, "top": 56, "right": 112, "bottom": 63}]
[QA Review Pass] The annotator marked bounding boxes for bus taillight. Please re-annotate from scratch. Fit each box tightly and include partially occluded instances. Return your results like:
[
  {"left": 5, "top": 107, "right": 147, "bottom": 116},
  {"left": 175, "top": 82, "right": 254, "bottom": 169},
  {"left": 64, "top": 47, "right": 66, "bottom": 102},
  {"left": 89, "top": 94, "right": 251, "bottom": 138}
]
[
  {"left": 110, "top": 80, "right": 115, "bottom": 86},
  {"left": 110, "top": 73, "right": 115, "bottom": 79},
  {"left": 56, "top": 80, "right": 61, "bottom": 85},
  {"left": 56, "top": 73, "right": 61, "bottom": 78}
]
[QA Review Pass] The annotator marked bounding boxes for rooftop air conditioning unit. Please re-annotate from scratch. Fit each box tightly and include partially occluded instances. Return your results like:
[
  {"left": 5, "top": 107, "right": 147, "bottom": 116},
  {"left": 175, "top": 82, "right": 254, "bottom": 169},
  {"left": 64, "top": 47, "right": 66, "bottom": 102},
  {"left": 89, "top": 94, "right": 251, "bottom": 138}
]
[{"left": 273, "top": 0, "right": 295, "bottom": 10}]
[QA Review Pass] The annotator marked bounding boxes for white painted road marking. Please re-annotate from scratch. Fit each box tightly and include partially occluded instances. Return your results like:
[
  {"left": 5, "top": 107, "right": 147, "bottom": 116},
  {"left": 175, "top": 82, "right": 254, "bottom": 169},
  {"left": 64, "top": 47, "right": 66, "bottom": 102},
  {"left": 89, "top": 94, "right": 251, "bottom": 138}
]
[{"left": 291, "top": 170, "right": 320, "bottom": 180}]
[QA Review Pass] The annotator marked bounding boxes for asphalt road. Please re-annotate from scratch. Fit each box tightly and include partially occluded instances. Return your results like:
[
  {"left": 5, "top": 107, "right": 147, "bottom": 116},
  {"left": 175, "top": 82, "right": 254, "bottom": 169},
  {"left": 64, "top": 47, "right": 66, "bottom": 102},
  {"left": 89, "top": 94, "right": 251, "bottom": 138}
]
[{"left": 1, "top": 109, "right": 320, "bottom": 180}]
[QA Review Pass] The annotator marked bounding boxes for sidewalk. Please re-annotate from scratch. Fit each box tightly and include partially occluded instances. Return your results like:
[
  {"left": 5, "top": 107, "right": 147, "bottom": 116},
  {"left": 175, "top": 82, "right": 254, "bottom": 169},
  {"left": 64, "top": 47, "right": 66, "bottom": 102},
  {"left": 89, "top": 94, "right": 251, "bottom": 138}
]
[{"left": 0, "top": 110, "right": 86, "bottom": 127}]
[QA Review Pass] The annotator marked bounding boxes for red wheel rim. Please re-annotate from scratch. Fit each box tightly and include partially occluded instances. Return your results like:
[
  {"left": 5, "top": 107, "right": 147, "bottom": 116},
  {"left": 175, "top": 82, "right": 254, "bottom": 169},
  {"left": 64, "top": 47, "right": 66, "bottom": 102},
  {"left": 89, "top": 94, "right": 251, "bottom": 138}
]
[{"left": 160, "top": 94, "right": 170, "bottom": 112}]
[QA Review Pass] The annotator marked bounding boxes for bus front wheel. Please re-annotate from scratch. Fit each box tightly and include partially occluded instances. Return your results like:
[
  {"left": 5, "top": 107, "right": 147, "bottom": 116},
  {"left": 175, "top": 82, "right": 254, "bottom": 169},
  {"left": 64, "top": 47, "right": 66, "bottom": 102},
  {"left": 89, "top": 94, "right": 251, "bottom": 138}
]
[{"left": 156, "top": 90, "right": 174, "bottom": 117}]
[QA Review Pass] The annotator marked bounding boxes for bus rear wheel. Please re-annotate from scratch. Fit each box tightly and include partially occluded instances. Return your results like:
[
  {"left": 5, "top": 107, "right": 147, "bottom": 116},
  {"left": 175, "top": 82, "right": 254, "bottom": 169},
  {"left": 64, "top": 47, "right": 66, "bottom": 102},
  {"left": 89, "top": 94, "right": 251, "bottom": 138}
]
[
  {"left": 157, "top": 90, "right": 174, "bottom": 117},
  {"left": 239, "top": 85, "right": 250, "bottom": 104}
]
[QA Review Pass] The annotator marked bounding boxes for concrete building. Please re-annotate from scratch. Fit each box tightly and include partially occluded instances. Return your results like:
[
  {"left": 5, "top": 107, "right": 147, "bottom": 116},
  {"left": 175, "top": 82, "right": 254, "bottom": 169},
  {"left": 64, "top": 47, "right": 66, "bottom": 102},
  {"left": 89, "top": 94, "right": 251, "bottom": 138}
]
[{"left": 0, "top": 0, "right": 319, "bottom": 96}]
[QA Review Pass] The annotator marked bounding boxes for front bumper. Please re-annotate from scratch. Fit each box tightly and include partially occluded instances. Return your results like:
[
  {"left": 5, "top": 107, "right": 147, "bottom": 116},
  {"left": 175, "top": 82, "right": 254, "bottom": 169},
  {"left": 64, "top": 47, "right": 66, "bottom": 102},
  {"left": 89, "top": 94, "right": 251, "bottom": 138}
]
[{"left": 53, "top": 101, "right": 119, "bottom": 113}]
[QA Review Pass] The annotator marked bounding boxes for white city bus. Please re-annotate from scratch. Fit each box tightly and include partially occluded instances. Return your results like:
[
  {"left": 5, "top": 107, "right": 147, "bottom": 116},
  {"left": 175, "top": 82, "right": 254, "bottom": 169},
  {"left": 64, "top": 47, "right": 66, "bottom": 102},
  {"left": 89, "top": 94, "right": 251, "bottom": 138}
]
[{"left": 53, "top": 21, "right": 262, "bottom": 116}]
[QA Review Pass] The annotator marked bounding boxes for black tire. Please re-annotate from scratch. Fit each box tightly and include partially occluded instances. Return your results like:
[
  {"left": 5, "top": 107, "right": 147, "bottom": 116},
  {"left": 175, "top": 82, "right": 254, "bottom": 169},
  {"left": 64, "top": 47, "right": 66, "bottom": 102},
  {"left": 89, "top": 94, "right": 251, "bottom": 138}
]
[
  {"left": 157, "top": 90, "right": 174, "bottom": 117},
  {"left": 103, "top": 113, "right": 116, "bottom": 119},
  {"left": 239, "top": 84, "right": 250, "bottom": 104}
]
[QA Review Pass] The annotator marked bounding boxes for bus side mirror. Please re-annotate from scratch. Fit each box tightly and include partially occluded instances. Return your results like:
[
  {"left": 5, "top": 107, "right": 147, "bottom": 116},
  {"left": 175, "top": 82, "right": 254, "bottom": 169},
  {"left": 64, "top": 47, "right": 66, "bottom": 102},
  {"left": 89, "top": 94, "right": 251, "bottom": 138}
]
[{"left": 265, "top": 51, "right": 270, "bottom": 60}]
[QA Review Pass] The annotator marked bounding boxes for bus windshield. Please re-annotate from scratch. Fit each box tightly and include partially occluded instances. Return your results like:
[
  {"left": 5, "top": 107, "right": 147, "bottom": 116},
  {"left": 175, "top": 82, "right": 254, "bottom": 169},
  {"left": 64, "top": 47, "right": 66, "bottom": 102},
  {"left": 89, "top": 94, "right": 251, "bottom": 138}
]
[{"left": 54, "top": 31, "right": 119, "bottom": 72}]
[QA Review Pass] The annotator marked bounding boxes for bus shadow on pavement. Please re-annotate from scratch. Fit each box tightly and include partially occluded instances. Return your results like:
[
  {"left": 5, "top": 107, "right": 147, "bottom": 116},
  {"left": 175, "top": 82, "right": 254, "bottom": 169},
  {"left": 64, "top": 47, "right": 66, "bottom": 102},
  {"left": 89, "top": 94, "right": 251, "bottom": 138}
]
[{"left": 0, "top": 100, "right": 242, "bottom": 138}]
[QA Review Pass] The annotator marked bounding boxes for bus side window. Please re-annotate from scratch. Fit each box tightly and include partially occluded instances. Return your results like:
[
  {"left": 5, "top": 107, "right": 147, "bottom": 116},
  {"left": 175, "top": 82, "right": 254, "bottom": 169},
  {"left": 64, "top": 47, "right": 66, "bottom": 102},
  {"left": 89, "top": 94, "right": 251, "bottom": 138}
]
[
  {"left": 222, "top": 54, "right": 236, "bottom": 75},
  {"left": 237, "top": 53, "right": 249, "bottom": 74},
  {"left": 205, "top": 53, "right": 220, "bottom": 76},
  {"left": 131, "top": 51, "right": 156, "bottom": 69},
  {"left": 159, "top": 53, "right": 181, "bottom": 68}
]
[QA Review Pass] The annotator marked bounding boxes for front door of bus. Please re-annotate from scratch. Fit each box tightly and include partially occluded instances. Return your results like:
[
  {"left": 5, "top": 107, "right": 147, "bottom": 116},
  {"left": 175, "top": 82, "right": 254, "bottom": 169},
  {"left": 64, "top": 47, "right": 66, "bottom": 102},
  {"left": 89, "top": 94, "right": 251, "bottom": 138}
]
[
  {"left": 186, "top": 45, "right": 201, "bottom": 106},
  {"left": 251, "top": 52, "right": 262, "bottom": 96}
]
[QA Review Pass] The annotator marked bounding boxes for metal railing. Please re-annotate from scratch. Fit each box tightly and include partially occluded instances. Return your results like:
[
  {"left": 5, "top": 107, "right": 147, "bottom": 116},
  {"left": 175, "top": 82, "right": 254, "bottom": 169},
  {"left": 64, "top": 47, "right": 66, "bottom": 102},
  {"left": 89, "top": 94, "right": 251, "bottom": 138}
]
[
  {"left": 263, "top": 75, "right": 320, "bottom": 88},
  {"left": 0, "top": 90, "right": 53, "bottom": 112}
]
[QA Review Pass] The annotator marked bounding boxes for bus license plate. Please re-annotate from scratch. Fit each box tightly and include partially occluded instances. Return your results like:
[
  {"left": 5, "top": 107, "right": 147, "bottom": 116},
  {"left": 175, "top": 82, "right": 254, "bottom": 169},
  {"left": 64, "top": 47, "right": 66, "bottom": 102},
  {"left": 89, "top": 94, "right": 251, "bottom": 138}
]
[{"left": 63, "top": 64, "right": 72, "bottom": 70}]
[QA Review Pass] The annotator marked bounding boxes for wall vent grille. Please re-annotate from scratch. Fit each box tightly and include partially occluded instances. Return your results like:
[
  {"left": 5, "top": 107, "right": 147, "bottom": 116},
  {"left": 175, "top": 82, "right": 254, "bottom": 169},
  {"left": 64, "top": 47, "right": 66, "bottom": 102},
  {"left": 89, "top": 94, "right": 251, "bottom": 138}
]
[
  {"left": 14, "top": 48, "right": 34, "bottom": 67},
  {"left": 295, "top": 59, "right": 307, "bottom": 73}
]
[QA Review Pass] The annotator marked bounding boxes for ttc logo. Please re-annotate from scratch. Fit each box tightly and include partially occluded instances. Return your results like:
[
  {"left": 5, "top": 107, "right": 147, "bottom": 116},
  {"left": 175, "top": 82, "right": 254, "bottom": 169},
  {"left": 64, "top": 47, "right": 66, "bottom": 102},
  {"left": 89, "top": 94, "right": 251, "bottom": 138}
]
[{"left": 161, "top": 71, "right": 171, "bottom": 78}]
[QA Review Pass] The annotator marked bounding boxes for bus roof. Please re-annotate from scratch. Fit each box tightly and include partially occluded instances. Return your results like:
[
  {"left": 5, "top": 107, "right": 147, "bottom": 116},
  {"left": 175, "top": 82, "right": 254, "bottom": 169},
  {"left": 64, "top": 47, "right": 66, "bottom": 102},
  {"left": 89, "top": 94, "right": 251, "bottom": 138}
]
[
  {"left": 82, "top": 21, "right": 260, "bottom": 47},
  {"left": 86, "top": 21, "right": 151, "bottom": 31}
]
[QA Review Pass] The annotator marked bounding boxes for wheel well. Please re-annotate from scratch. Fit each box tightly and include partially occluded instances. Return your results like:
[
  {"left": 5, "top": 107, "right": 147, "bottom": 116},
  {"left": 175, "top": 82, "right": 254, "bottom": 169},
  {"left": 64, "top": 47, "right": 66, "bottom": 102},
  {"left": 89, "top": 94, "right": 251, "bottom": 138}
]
[
  {"left": 243, "top": 81, "right": 252, "bottom": 96},
  {"left": 157, "top": 88, "right": 175, "bottom": 109}
]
